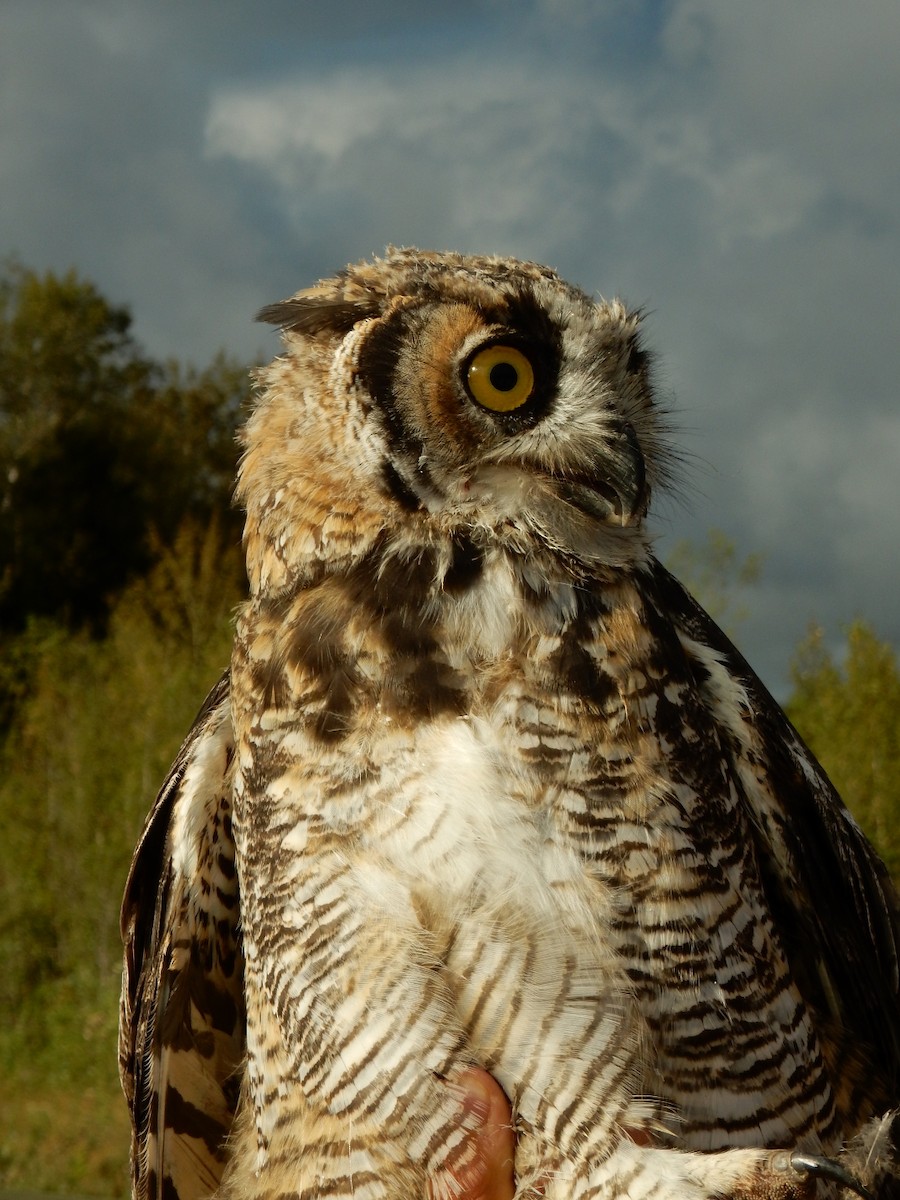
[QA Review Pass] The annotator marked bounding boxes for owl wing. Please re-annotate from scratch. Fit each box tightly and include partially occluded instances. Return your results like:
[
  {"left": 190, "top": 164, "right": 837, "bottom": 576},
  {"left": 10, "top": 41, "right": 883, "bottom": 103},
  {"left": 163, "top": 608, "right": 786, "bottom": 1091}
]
[
  {"left": 651, "top": 561, "right": 900, "bottom": 1104},
  {"left": 119, "top": 671, "right": 244, "bottom": 1200}
]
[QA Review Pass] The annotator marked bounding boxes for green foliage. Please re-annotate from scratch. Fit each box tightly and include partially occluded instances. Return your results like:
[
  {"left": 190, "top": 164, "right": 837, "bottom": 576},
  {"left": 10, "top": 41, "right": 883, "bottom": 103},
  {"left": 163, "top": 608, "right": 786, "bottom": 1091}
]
[
  {"left": 0, "top": 262, "right": 251, "bottom": 1190},
  {"left": 0, "top": 262, "right": 248, "bottom": 633},
  {"left": 0, "top": 260, "right": 144, "bottom": 440},
  {"left": 147, "top": 353, "right": 250, "bottom": 537},
  {"left": 0, "top": 1077, "right": 130, "bottom": 1196},
  {"left": 0, "top": 262, "right": 152, "bottom": 629},
  {"left": 0, "top": 521, "right": 242, "bottom": 1193},
  {"left": 786, "top": 621, "right": 900, "bottom": 880},
  {"left": 666, "top": 528, "right": 763, "bottom": 636}
]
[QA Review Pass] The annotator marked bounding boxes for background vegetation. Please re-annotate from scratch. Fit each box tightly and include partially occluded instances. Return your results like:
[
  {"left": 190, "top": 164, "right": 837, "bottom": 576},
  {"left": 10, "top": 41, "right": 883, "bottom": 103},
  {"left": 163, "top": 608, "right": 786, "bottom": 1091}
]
[{"left": 1, "top": 267, "right": 897, "bottom": 1196}]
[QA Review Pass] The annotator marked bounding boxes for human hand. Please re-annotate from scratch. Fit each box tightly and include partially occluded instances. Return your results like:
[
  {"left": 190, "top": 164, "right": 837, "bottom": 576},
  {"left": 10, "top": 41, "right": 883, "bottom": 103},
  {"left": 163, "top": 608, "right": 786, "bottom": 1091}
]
[{"left": 430, "top": 1068, "right": 515, "bottom": 1200}]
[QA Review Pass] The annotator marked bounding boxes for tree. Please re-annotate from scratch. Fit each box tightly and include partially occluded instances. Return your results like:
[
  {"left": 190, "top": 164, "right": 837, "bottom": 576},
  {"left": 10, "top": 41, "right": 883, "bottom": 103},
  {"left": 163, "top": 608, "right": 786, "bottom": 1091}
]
[
  {"left": 0, "top": 522, "right": 242, "bottom": 1192},
  {"left": 0, "top": 264, "right": 254, "bottom": 1190},
  {"left": 0, "top": 261, "right": 146, "bottom": 444},
  {"left": 666, "top": 528, "right": 764, "bottom": 636},
  {"left": 0, "top": 263, "right": 153, "bottom": 628},
  {"left": 144, "top": 353, "right": 248, "bottom": 541},
  {"left": 787, "top": 621, "right": 900, "bottom": 880},
  {"left": 0, "top": 263, "right": 248, "bottom": 633},
  {"left": 0, "top": 521, "right": 241, "bottom": 1066}
]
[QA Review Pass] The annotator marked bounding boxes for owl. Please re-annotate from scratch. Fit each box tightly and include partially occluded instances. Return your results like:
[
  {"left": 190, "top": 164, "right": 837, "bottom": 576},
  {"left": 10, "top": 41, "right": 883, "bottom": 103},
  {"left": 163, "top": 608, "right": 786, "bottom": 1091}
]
[{"left": 120, "top": 249, "right": 900, "bottom": 1200}]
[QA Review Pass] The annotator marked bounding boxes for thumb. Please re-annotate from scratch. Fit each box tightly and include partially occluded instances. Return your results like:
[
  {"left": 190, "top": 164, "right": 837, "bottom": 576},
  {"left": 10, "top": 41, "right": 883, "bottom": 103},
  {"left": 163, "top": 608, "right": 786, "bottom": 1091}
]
[{"left": 430, "top": 1068, "right": 516, "bottom": 1200}]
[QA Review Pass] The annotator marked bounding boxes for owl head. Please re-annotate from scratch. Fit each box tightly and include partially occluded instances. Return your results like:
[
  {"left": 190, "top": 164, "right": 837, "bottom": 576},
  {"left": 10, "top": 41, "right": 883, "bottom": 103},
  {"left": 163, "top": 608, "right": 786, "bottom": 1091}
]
[{"left": 240, "top": 249, "right": 670, "bottom": 595}]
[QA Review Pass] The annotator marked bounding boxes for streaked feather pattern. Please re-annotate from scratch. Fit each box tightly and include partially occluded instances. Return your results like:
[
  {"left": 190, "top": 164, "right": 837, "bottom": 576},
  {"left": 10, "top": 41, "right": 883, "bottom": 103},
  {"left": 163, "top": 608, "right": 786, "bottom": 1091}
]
[
  {"left": 120, "top": 673, "right": 244, "bottom": 1198},
  {"left": 121, "top": 249, "right": 900, "bottom": 1200}
]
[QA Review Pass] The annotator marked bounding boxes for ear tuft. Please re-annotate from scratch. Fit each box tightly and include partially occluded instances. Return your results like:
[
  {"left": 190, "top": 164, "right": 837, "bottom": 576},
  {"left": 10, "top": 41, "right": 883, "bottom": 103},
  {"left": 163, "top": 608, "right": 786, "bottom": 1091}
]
[{"left": 256, "top": 298, "right": 369, "bottom": 336}]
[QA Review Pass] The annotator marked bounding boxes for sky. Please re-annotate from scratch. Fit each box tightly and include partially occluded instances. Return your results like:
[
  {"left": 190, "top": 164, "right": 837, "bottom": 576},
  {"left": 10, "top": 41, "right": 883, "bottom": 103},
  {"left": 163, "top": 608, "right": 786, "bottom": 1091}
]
[{"left": 2, "top": 0, "right": 898, "bottom": 696}]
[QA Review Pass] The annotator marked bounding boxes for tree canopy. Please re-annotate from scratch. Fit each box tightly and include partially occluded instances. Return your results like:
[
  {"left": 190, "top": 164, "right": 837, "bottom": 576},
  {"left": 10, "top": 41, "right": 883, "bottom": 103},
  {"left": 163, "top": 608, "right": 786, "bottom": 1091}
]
[
  {"left": 787, "top": 620, "right": 900, "bottom": 880},
  {"left": 0, "top": 262, "right": 246, "bottom": 632}
]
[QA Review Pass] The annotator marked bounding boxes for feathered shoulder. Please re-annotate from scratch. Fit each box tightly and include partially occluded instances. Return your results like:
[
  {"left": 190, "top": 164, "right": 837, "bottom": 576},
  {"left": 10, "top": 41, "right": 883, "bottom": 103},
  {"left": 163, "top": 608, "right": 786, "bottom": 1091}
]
[
  {"left": 650, "top": 561, "right": 900, "bottom": 1114},
  {"left": 119, "top": 672, "right": 244, "bottom": 1200}
]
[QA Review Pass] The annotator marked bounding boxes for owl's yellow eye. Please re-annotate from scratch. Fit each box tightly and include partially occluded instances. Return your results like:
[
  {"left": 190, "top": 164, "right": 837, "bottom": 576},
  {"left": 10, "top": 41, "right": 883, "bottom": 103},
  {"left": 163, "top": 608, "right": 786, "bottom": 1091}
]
[{"left": 465, "top": 344, "right": 536, "bottom": 413}]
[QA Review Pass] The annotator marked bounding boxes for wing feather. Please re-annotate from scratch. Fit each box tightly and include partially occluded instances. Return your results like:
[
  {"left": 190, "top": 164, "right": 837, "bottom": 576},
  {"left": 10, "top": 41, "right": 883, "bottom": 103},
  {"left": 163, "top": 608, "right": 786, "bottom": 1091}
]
[
  {"left": 650, "top": 561, "right": 900, "bottom": 1111},
  {"left": 119, "top": 671, "right": 244, "bottom": 1200}
]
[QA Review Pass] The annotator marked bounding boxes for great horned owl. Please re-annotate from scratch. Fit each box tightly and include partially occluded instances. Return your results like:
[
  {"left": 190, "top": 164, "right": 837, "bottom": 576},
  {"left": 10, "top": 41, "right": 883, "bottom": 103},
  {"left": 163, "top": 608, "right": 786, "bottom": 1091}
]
[{"left": 120, "top": 249, "right": 900, "bottom": 1200}]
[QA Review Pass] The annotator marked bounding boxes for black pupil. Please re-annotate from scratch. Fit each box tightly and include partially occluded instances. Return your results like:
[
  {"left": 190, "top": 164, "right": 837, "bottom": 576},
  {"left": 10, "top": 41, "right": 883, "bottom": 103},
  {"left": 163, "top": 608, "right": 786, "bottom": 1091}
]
[{"left": 489, "top": 361, "right": 519, "bottom": 392}]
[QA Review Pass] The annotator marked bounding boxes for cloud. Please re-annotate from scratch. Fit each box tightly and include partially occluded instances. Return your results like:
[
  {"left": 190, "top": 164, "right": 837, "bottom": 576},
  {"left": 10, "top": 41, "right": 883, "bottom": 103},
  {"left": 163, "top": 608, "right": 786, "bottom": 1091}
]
[
  {"left": 1, "top": 0, "right": 898, "bottom": 692},
  {"left": 203, "top": 58, "right": 600, "bottom": 262},
  {"left": 201, "top": 3, "right": 895, "bottom": 290}
]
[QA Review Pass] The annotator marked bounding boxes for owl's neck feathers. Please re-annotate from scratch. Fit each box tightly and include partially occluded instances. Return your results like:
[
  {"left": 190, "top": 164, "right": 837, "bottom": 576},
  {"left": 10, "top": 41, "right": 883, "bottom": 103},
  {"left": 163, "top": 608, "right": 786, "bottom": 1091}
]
[{"left": 233, "top": 469, "right": 662, "bottom": 744}]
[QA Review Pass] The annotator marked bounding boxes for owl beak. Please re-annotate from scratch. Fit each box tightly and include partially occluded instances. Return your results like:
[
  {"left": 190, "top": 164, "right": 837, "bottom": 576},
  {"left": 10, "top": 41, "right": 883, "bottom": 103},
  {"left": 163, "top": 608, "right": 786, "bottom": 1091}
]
[{"left": 556, "top": 423, "right": 647, "bottom": 527}]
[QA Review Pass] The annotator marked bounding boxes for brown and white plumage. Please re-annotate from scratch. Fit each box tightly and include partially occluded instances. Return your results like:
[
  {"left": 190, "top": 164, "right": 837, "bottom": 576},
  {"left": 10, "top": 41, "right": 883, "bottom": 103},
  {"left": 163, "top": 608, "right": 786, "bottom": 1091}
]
[
  {"left": 120, "top": 249, "right": 900, "bottom": 1200},
  {"left": 120, "top": 674, "right": 243, "bottom": 1195}
]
